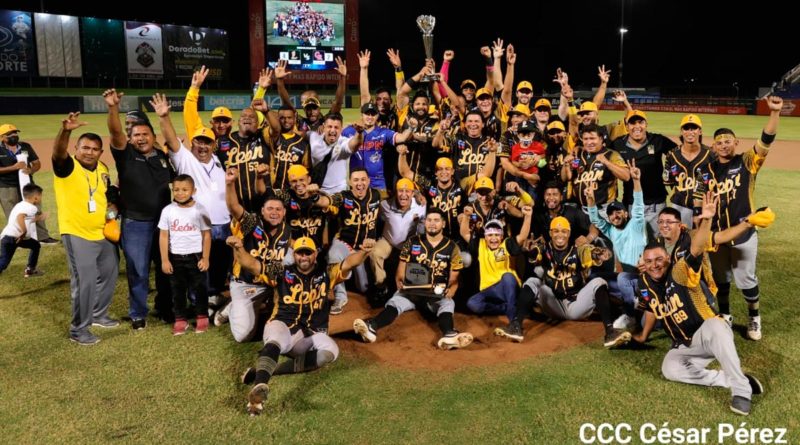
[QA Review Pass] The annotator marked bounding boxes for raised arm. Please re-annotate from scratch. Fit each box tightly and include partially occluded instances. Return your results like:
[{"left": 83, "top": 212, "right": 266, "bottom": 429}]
[
  {"left": 274, "top": 60, "right": 294, "bottom": 110},
  {"left": 757, "top": 95, "right": 783, "bottom": 157},
  {"left": 226, "top": 236, "right": 261, "bottom": 275},
  {"left": 714, "top": 207, "right": 775, "bottom": 245},
  {"left": 341, "top": 238, "right": 376, "bottom": 277},
  {"left": 358, "top": 50, "right": 371, "bottom": 107},
  {"left": 431, "top": 116, "right": 453, "bottom": 149},
  {"left": 598, "top": 151, "right": 631, "bottom": 181},
  {"left": 398, "top": 63, "right": 432, "bottom": 112},
  {"left": 612, "top": 90, "right": 633, "bottom": 114},
  {"left": 102, "top": 89, "right": 127, "bottom": 149},
  {"left": 459, "top": 205, "right": 473, "bottom": 243},
  {"left": 501, "top": 44, "right": 515, "bottom": 107},
  {"left": 592, "top": 65, "right": 611, "bottom": 107},
  {"left": 480, "top": 46, "right": 494, "bottom": 92},
  {"left": 347, "top": 123, "right": 365, "bottom": 152},
  {"left": 150, "top": 93, "right": 180, "bottom": 153},
  {"left": 396, "top": 144, "right": 414, "bottom": 180},
  {"left": 251, "top": 98, "right": 280, "bottom": 140},
  {"left": 478, "top": 139, "right": 498, "bottom": 179},
  {"left": 554, "top": 68, "right": 573, "bottom": 121},
  {"left": 438, "top": 76, "right": 466, "bottom": 117},
  {"left": 184, "top": 65, "right": 208, "bottom": 138},
  {"left": 330, "top": 56, "right": 348, "bottom": 114},
  {"left": 225, "top": 167, "right": 245, "bottom": 221},
  {"left": 490, "top": 38, "right": 504, "bottom": 92},
  {"left": 52, "top": 113, "right": 87, "bottom": 163},
  {"left": 437, "top": 50, "right": 453, "bottom": 98},
  {"left": 691, "top": 191, "right": 717, "bottom": 257},
  {"left": 386, "top": 49, "right": 404, "bottom": 95},
  {"left": 516, "top": 205, "right": 533, "bottom": 245}
]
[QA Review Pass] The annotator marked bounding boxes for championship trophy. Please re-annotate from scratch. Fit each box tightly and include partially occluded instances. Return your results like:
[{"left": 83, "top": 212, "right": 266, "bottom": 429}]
[{"left": 416, "top": 15, "right": 439, "bottom": 82}]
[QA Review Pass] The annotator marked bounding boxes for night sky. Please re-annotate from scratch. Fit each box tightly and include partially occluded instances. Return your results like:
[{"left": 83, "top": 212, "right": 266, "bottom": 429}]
[{"left": 4, "top": 0, "right": 795, "bottom": 97}]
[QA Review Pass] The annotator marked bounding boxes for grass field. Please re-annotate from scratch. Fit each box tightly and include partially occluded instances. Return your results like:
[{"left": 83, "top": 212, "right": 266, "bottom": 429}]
[{"left": 1, "top": 110, "right": 799, "bottom": 443}]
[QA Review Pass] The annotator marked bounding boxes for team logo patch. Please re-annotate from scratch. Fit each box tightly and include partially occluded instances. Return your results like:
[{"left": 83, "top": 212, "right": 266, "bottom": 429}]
[
  {"left": 457, "top": 140, "right": 466, "bottom": 149},
  {"left": 670, "top": 165, "right": 678, "bottom": 175},
  {"left": 428, "top": 187, "right": 438, "bottom": 197},
  {"left": 411, "top": 245, "right": 422, "bottom": 255},
  {"left": 219, "top": 140, "right": 230, "bottom": 151},
  {"left": 290, "top": 200, "right": 299, "bottom": 210},
  {"left": 343, "top": 198, "right": 354, "bottom": 209},
  {"left": 284, "top": 270, "right": 295, "bottom": 284},
  {"left": 640, "top": 288, "right": 650, "bottom": 302}
]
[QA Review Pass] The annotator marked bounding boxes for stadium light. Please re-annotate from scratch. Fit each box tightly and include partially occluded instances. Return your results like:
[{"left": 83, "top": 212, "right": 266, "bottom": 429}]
[{"left": 619, "top": 26, "right": 628, "bottom": 88}]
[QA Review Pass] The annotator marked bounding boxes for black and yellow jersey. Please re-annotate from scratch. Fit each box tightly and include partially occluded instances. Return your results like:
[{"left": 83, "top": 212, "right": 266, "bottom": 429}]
[
  {"left": 285, "top": 190, "right": 327, "bottom": 247},
  {"left": 416, "top": 178, "right": 465, "bottom": 240},
  {"left": 228, "top": 131, "right": 271, "bottom": 212},
  {"left": 260, "top": 260, "right": 347, "bottom": 333},
  {"left": 270, "top": 131, "right": 310, "bottom": 189},
  {"left": 399, "top": 234, "right": 463, "bottom": 286},
  {"left": 528, "top": 242, "right": 597, "bottom": 298},
  {"left": 657, "top": 228, "right": 717, "bottom": 296},
  {"left": 702, "top": 148, "right": 765, "bottom": 245},
  {"left": 664, "top": 145, "right": 713, "bottom": 208},
  {"left": 638, "top": 254, "right": 717, "bottom": 348},
  {"left": 441, "top": 132, "right": 494, "bottom": 182},
  {"left": 231, "top": 214, "right": 291, "bottom": 284},
  {"left": 328, "top": 188, "right": 381, "bottom": 247},
  {"left": 571, "top": 148, "right": 625, "bottom": 207}
]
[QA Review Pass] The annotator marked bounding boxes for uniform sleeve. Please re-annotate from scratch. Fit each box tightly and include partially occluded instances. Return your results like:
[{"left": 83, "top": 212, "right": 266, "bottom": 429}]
[
  {"left": 327, "top": 193, "right": 343, "bottom": 215},
  {"left": 637, "top": 276, "right": 654, "bottom": 313},
  {"left": 258, "top": 259, "right": 281, "bottom": 287},
  {"left": 183, "top": 86, "right": 202, "bottom": 139},
  {"left": 450, "top": 245, "right": 464, "bottom": 271},
  {"left": 399, "top": 239, "right": 412, "bottom": 262},
  {"left": 396, "top": 104, "right": 410, "bottom": 128},
  {"left": 577, "top": 244, "right": 597, "bottom": 269},
  {"left": 743, "top": 148, "right": 766, "bottom": 174},
  {"left": 341, "top": 126, "right": 357, "bottom": 138},
  {"left": 608, "top": 149, "right": 626, "bottom": 167},
  {"left": 328, "top": 261, "right": 349, "bottom": 287},
  {"left": 238, "top": 211, "right": 258, "bottom": 236},
  {"left": 672, "top": 257, "right": 702, "bottom": 289}
]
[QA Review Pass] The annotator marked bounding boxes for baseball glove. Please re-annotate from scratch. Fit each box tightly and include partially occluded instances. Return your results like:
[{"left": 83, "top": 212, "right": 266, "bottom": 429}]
[{"left": 745, "top": 207, "right": 775, "bottom": 228}]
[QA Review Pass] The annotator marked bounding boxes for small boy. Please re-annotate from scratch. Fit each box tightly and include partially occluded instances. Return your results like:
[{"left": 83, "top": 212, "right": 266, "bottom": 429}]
[
  {"left": 0, "top": 183, "right": 46, "bottom": 277},
  {"left": 158, "top": 174, "right": 212, "bottom": 335}
]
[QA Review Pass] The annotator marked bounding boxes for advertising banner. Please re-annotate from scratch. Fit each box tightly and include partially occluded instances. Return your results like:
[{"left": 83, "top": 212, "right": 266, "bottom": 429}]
[
  {"left": 125, "top": 21, "right": 164, "bottom": 79},
  {"left": 0, "top": 10, "right": 36, "bottom": 76},
  {"left": 163, "top": 24, "right": 229, "bottom": 79}
]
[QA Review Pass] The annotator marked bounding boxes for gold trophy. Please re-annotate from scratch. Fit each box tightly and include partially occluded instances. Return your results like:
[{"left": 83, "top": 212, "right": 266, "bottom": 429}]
[{"left": 416, "top": 15, "right": 439, "bottom": 82}]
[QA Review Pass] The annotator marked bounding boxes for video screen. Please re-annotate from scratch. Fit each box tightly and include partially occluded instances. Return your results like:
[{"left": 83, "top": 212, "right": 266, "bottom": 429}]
[{"left": 265, "top": 0, "right": 345, "bottom": 71}]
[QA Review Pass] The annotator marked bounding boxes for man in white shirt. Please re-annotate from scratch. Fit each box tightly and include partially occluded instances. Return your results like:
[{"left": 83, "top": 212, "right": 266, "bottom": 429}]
[
  {"left": 309, "top": 113, "right": 363, "bottom": 194},
  {"left": 151, "top": 94, "right": 232, "bottom": 301},
  {"left": 369, "top": 178, "right": 425, "bottom": 304}
]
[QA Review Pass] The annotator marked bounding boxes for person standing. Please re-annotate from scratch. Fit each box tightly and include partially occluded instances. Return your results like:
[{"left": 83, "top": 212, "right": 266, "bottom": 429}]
[
  {"left": 52, "top": 112, "right": 120, "bottom": 345},
  {"left": 0, "top": 124, "right": 57, "bottom": 244},
  {"left": 104, "top": 89, "right": 173, "bottom": 329}
]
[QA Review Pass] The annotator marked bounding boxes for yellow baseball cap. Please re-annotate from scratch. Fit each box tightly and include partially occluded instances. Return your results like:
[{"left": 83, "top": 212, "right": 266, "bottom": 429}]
[
  {"left": 546, "top": 120, "right": 566, "bottom": 132},
  {"left": 293, "top": 237, "right": 317, "bottom": 253},
  {"left": 192, "top": 127, "right": 216, "bottom": 141},
  {"left": 534, "top": 98, "right": 552, "bottom": 110},
  {"left": 0, "top": 124, "right": 19, "bottom": 135},
  {"left": 435, "top": 157, "right": 453, "bottom": 169},
  {"left": 626, "top": 110, "right": 648, "bottom": 123},
  {"left": 577, "top": 102, "right": 598, "bottom": 114},
  {"left": 680, "top": 114, "right": 703, "bottom": 129},
  {"left": 550, "top": 216, "right": 571, "bottom": 231},
  {"left": 211, "top": 107, "right": 233, "bottom": 120},
  {"left": 460, "top": 79, "right": 477, "bottom": 90},
  {"left": 287, "top": 164, "right": 309, "bottom": 180},
  {"left": 507, "top": 104, "right": 531, "bottom": 117},
  {"left": 476, "top": 88, "right": 492, "bottom": 99},
  {"left": 516, "top": 81, "right": 533, "bottom": 92},
  {"left": 302, "top": 97, "right": 321, "bottom": 108},
  {"left": 396, "top": 178, "right": 415, "bottom": 191},
  {"left": 475, "top": 176, "right": 494, "bottom": 191}
]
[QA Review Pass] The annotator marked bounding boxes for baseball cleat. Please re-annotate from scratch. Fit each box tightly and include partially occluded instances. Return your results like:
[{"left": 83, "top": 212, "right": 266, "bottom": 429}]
[
  {"left": 214, "top": 301, "right": 231, "bottom": 326},
  {"left": 494, "top": 320, "right": 523, "bottom": 342},
  {"left": 438, "top": 331, "right": 473, "bottom": 350},
  {"left": 330, "top": 299, "right": 347, "bottom": 315},
  {"left": 353, "top": 319, "right": 377, "bottom": 343},
  {"left": 729, "top": 396, "right": 751, "bottom": 416},
  {"left": 603, "top": 328, "right": 632, "bottom": 348},
  {"left": 241, "top": 367, "right": 256, "bottom": 385},
  {"left": 721, "top": 314, "right": 733, "bottom": 328},
  {"left": 745, "top": 374, "right": 763, "bottom": 395},
  {"left": 246, "top": 383, "right": 269, "bottom": 416},
  {"left": 746, "top": 316, "right": 762, "bottom": 341}
]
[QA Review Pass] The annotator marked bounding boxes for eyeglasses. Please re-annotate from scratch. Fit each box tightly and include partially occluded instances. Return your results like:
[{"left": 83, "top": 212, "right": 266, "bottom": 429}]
[
  {"left": 656, "top": 220, "right": 680, "bottom": 226},
  {"left": 477, "top": 189, "right": 492, "bottom": 196}
]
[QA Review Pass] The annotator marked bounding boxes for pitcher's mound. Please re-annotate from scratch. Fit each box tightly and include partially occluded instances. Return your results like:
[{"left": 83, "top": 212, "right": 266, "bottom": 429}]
[{"left": 329, "top": 293, "right": 604, "bottom": 372}]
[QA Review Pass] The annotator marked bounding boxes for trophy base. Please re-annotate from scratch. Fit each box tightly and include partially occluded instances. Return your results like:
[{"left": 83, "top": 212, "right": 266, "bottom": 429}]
[{"left": 420, "top": 73, "right": 441, "bottom": 83}]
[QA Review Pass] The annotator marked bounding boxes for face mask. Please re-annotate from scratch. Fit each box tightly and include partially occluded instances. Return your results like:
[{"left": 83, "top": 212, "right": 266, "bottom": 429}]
[{"left": 6, "top": 136, "right": 19, "bottom": 145}]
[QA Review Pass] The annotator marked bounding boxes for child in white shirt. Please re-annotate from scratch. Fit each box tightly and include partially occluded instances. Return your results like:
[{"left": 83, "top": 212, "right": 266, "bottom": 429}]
[
  {"left": 0, "top": 184, "right": 46, "bottom": 277},
  {"left": 158, "top": 175, "right": 211, "bottom": 335}
]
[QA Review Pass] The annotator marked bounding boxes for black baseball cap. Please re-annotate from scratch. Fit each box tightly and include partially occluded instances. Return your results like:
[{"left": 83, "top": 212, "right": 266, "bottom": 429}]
[
  {"left": 607, "top": 201, "right": 626, "bottom": 213},
  {"left": 517, "top": 120, "right": 535, "bottom": 134},
  {"left": 361, "top": 103, "right": 378, "bottom": 114}
]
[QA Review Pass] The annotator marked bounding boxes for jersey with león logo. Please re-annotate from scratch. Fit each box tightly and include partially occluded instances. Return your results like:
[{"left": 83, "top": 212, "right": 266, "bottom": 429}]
[
  {"left": 329, "top": 188, "right": 380, "bottom": 247},
  {"left": 228, "top": 131, "right": 270, "bottom": 212},
  {"left": 271, "top": 131, "right": 310, "bottom": 189},
  {"left": 663, "top": 145, "right": 713, "bottom": 208},
  {"left": 260, "top": 261, "right": 346, "bottom": 333},
  {"left": 528, "top": 242, "right": 595, "bottom": 298},
  {"left": 232, "top": 214, "right": 291, "bottom": 284},
  {"left": 637, "top": 254, "right": 717, "bottom": 348},
  {"left": 399, "top": 234, "right": 463, "bottom": 286},
  {"left": 442, "top": 132, "right": 493, "bottom": 180},
  {"left": 572, "top": 148, "right": 625, "bottom": 207},
  {"left": 285, "top": 190, "right": 327, "bottom": 247},
  {"left": 700, "top": 149, "right": 764, "bottom": 245},
  {"left": 417, "top": 179, "right": 465, "bottom": 240}
]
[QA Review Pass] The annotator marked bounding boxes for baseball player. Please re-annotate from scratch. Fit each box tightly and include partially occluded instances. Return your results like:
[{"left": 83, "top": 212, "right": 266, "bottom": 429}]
[
  {"left": 353, "top": 208, "right": 473, "bottom": 350},
  {"left": 663, "top": 114, "right": 712, "bottom": 227},
  {"left": 699, "top": 96, "right": 783, "bottom": 340},
  {"left": 495, "top": 216, "right": 629, "bottom": 348},
  {"left": 632, "top": 192, "right": 763, "bottom": 416},
  {"left": 229, "top": 235, "right": 374, "bottom": 416}
]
